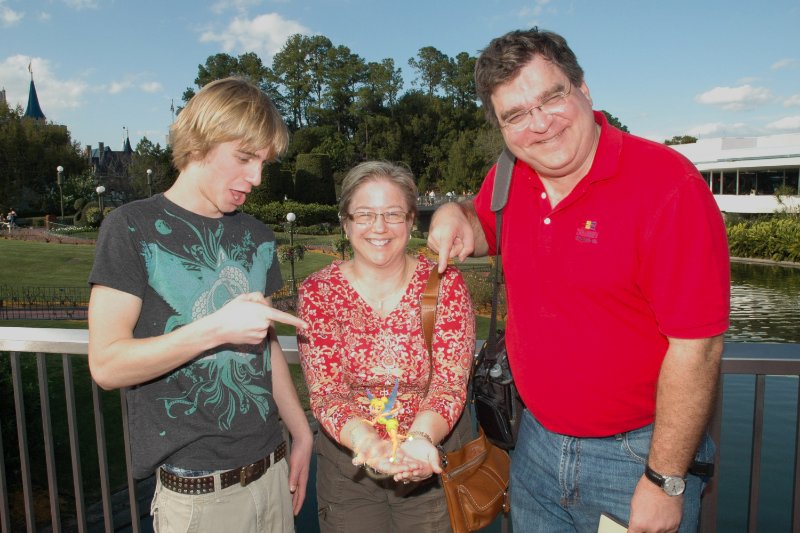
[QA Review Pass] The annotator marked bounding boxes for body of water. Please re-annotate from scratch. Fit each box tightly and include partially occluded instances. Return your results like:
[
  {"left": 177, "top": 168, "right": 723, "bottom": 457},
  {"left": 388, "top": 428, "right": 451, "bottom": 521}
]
[{"left": 717, "top": 261, "right": 800, "bottom": 531}]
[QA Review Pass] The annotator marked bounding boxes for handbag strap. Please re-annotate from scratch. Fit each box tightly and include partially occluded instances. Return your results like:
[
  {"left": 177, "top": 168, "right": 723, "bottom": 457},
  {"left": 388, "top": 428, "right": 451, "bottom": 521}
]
[
  {"left": 421, "top": 266, "right": 442, "bottom": 356},
  {"left": 486, "top": 149, "right": 515, "bottom": 362}
]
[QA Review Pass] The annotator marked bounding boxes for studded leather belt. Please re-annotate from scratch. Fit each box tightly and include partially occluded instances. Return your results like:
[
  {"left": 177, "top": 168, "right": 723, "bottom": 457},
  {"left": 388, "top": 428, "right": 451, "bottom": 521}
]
[{"left": 159, "top": 441, "right": 287, "bottom": 495}]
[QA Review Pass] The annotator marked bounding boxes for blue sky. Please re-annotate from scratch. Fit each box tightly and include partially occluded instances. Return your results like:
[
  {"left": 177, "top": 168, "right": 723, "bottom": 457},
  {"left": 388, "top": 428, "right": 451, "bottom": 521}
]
[{"left": 2, "top": 0, "right": 799, "bottom": 152}]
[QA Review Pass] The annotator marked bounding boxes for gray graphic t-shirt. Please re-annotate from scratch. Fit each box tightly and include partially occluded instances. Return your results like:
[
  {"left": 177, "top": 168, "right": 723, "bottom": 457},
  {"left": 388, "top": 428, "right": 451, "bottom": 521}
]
[{"left": 89, "top": 194, "right": 283, "bottom": 478}]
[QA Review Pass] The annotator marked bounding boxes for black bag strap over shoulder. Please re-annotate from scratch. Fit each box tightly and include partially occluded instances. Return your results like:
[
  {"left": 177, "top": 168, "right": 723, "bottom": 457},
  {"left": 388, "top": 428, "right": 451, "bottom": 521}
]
[
  {"left": 486, "top": 148, "right": 515, "bottom": 363},
  {"left": 490, "top": 148, "right": 515, "bottom": 213}
]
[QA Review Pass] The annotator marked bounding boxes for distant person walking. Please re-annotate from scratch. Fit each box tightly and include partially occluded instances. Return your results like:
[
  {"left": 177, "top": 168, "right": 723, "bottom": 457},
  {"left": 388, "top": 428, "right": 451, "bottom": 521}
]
[{"left": 6, "top": 208, "right": 17, "bottom": 228}]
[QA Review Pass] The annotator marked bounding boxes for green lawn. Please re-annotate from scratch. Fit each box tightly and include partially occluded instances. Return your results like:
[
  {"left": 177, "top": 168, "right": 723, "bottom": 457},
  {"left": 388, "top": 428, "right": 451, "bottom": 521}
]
[
  {"left": 0, "top": 238, "right": 499, "bottom": 337},
  {"left": 0, "top": 239, "right": 97, "bottom": 286}
]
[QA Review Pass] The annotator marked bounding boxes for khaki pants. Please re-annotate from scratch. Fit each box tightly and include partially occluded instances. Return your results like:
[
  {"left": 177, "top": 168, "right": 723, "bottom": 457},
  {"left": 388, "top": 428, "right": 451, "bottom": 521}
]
[
  {"left": 151, "top": 458, "right": 294, "bottom": 533},
  {"left": 315, "top": 413, "right": 471, "bottom": 533}
]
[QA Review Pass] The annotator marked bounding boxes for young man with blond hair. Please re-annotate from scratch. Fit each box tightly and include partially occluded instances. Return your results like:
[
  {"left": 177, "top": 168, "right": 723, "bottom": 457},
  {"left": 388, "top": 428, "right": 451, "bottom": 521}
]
[{"left": 88, "top": 77, "right": 311, "bottom": 532}]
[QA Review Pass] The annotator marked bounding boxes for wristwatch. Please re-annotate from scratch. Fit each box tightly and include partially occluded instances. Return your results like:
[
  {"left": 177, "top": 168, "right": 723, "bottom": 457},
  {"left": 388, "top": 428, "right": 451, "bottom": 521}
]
[{"left": 644, "top": 465, "right": 686, "bottom": 496}]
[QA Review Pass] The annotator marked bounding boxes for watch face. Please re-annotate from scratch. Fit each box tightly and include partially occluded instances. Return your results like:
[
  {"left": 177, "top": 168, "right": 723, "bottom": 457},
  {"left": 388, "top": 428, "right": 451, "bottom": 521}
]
[{"left": 663, "top": 476, "right": 686, "bottom": 496}]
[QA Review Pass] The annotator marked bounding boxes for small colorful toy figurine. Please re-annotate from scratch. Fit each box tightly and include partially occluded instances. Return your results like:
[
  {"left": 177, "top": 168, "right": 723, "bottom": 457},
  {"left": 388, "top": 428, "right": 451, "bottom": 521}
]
[{"left": 365, "top": 379, "right": 407, "bottom": 461}]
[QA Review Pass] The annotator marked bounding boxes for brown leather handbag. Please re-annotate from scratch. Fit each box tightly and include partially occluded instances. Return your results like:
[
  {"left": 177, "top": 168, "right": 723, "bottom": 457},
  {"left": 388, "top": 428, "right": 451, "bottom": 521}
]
[
  {"left": 440, "top": 428, "right": 510, "bottom": 533},
  {"left": 421, "top": 266, "right": 511, "bottom": 533}
]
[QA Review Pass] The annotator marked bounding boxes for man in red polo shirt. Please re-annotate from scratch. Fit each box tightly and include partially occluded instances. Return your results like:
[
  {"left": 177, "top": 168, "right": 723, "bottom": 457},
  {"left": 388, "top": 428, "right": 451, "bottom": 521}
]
[{"left": 428, "top": 28, "right": 729, "bottom": 532}]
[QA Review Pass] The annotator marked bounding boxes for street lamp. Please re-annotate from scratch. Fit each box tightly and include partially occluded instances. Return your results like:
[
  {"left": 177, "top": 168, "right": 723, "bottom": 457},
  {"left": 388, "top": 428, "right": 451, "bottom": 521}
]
[
  {"left": 286, "top": 212, "right": 297, "bottom": 295},
  {"left": 56, "top": 165, "right": 64, "bottom": 223},
  {"left": 146, "top": 169, "right": 153, "bottom": 197},
  {"left": 95, "top": 185, "right": 106, "bottom": 225}
]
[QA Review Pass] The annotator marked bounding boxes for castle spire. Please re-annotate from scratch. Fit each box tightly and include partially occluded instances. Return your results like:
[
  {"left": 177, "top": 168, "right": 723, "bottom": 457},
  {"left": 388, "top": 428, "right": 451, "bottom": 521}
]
[{"left": 24, "top": 62, "right": 46, "bottom": 121}]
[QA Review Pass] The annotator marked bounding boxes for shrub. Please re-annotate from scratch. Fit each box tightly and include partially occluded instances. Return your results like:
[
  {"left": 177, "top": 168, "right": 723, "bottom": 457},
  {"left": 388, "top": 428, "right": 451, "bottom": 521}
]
[
  {"left": 277, "top": 244, "right": 306, "bottom": 263},
  {"left": 294, "top": 153, "right": 336, "bottom": 205},
  {"left": 461, "top": 269, "right": 507, "bottom": 318},
  {"left": 332, "top": 237, "right": 352, "bottom": 259},
  {"left": 726, "top": 214, "right": 800, "bottom": 262},
  {"left": 84, "top": 206, "right": 101, "bottom": 228},
  {"left": 246, "top": 201, "right": 338, "bottom": 227}
]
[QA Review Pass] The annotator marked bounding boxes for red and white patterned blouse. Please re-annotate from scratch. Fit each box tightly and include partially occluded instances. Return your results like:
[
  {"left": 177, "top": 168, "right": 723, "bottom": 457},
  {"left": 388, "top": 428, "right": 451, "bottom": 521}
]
[{"left": 297, "top": 256, "right": 476, "bottom": 443}]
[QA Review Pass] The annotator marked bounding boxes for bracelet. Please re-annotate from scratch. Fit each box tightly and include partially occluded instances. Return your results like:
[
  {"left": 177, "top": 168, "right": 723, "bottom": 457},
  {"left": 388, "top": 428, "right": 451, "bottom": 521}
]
[{"left": 407, "top": 430, "right": 434, "bottom": 445}]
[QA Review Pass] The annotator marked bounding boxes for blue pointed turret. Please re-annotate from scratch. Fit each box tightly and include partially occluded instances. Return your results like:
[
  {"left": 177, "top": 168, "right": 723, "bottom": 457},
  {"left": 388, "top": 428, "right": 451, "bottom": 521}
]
[{"left": 24, "top": 78, "right": 45, "bottom": 120}]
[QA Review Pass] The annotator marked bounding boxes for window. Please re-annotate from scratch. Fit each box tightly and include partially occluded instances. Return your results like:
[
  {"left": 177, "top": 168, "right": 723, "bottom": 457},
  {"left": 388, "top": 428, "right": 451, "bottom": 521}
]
[
  {"left": 722, "top": 171, "right": 737, "bottom": 194},
  {"left": 785, "top": 168, "right": 799, "bottom": 194},
  {"left": 739, "top": 171, "right": 756, "bottom": 195},
  {"left": 711, "top": 171, "right": 722, "bottom": 194},
  {"left": 756, "top": 170, "right": 783, "bottom": 195}
]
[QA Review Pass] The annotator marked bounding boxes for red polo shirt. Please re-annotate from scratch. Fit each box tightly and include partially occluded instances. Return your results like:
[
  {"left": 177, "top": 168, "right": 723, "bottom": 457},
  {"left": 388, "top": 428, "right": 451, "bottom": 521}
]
[{"left": 473, "top": 112, "right": 730, "bottom": 436}]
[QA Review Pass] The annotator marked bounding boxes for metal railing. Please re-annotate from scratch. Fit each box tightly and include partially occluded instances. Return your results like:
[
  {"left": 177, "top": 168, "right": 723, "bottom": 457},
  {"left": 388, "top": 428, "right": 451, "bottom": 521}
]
[
  {"left": 1, "top": 328, "right": 798, "bottom": 532},
  {"left": 0, "top": 286, "right": 91, "bottom": 320}
]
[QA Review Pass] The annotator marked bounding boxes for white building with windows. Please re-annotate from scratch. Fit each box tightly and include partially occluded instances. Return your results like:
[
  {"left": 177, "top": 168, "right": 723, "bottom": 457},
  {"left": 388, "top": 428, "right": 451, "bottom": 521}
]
[{"left": 671, "top": 133, "right": 800, "bottom": 214}]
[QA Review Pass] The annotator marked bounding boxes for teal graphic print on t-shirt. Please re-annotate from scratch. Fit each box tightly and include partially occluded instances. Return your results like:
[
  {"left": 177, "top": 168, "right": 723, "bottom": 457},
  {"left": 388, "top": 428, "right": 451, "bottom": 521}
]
[{"left": 141, "top": 210, "right": 275, "bottom": 431}]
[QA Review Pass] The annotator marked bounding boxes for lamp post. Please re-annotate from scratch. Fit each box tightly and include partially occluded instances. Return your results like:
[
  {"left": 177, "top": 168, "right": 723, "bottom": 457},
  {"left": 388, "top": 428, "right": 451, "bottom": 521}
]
[
  {"left": 95, "top": 185, "right": 106, "bottom": 225},
  {"left": 56, "top": 165, "right": 64, "bottom": 223},
  {"left": 146, "top": 169, "right": 153, "bottom": 197},
  {"left": 286, "top": 212, "right": 297, "bottom": 295}
]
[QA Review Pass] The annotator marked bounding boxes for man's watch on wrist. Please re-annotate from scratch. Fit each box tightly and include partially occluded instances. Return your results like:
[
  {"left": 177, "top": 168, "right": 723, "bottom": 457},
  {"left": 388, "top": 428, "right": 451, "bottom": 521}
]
[{"left": 644, "top": 464, "right": 686, "bottom": 496}]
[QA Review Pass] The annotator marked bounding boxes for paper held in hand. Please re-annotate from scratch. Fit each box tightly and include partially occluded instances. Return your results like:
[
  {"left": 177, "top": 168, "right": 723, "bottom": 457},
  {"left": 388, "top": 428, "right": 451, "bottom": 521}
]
[{"left": 598, "top": 512, "right": 628, "bottom": 533}]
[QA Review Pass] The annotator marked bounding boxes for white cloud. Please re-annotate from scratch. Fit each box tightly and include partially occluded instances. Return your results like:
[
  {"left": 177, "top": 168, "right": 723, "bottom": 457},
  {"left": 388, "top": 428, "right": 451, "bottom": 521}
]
[
  {"left": 211, "top": 0, "right": 263, "bottom": 15},
  {"left": 102, "top": 75, "right": 163, "bottom": 95},
  {"left": 771, "top": 58, "right": 797, "bottom": 70},
  {"left": 108, "top": 81, "right": 131, "bottom": 94},
  {"left": 62, "top": 0, "right": 99, "bottom": 10},
  {"left": 686, "top": 122, "right": 749, "bottom": 138},
  {"left": 0, "top": 55, "right": 88, "bottom": 112},
  {"left": 199, "top": 13, "right": 311, "bottom": 59},
  {"left": 695, "top": 85, "right": 774, "bottom": 111},
  {"left": 765, "top": 115, "right": 800, "bottom": 131},
  {"left": 38, "top": 11, "right": 52, "bottom": 21},
  {"left": 518, "top": 0, "right": 553, "bottom": 26},
  {"left": 1, "top": 2, "right": 24, "bottom": 26},
  {"left": 784, "top": 94, "right": 800, "bottom": 107},
  {"left": 140, "top": 81, "right": 163, "bottom": 93}
]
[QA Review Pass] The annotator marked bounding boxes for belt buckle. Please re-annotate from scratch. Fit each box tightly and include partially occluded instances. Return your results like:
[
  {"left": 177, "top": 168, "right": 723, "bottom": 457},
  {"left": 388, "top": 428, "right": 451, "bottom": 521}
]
[
  {"left": 240, "top": 463, "right": 254, "bottom": 486},
  {"left": 239, "top": 458, "right": 265, "bottom": 487}
]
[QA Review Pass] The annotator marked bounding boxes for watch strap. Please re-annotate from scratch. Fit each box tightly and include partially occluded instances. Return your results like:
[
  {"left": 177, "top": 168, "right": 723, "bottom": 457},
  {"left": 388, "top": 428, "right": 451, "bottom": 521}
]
[{"left": 644, "top": 464, "right": 686, "bottom": 495}]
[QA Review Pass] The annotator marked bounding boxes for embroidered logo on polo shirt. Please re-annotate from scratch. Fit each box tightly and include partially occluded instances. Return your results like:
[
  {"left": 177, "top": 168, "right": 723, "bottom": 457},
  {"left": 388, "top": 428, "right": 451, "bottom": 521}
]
[{"left": 575, "top": 220, "right": 599, "bottom": 244}]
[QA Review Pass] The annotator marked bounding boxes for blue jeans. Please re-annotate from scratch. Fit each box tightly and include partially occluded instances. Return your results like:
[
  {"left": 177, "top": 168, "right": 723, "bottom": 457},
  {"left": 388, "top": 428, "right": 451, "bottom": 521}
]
[{"left": 510, "top": 410, "right": 714, "bottom": 532}]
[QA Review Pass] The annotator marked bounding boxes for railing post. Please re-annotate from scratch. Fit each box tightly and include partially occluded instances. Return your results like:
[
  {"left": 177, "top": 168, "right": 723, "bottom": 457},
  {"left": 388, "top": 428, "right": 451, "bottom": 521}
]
[
  {"left": 120, "top": 388, "right": 141, "bottom": 532},
  {"left": 63, "top": 354, "right": 88, "bottom": 533},
  {"left": 793, "top": 380, "right": 800, "bottom": 532},
  {"left": 92, "top": 381, "right": 113, "bottom": 532},
  {"left": 700, "top": 378, "right": 724, "bottom": 533},
  {"left": 11, "top": 351, "right": 36, "bottom": 533},
  {"left": 37, "top": 352, "right": 62, "bottom": 532},
  {"left": 0, "top": 375, "right": 11, "bottom": 533},
  {"left": 747, "top": 375, "right": 766, "bottom": 532}
]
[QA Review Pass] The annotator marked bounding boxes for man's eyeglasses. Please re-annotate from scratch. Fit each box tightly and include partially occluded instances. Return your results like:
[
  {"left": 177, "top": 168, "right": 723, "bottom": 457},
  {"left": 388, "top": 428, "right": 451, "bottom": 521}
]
[
  {"left": 500, "top": 80, "right": 572, "bottom": 132},
  {"left": 345, "top": 211, "right": 409, "bottom": 225}
]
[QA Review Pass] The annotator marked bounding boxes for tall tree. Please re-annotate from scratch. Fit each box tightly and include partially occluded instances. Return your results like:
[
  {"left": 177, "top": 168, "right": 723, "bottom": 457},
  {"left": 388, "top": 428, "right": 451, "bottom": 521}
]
[
  {"left": 183, "top": 52, "right": 283, "bottom": 116},
  {"left": 323, "top": 45, "right": 367, "bottom": 135},
  {"left": 601, "top": 110, "right": 629, "bottom": 133},
  {"left": 443, "top": 52, "right": 477, "bottom": 108},
  {"left": 362, "top": 59, "right": 403, "bottom": 112},
  {"left": 408, "top": 47, "right": 449, "bottom": 96},
  {"left": 0, "top": 101, "right": 88, "bottom": 214},
  {"left": 127, "top": 137, "right": 177, "bottom": 198},
  {"left": 665, "top": 135, "right": 698, "bottom": 145},
  {"left": 272, "top": 34, "right": 318, "bottom": 129}
]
